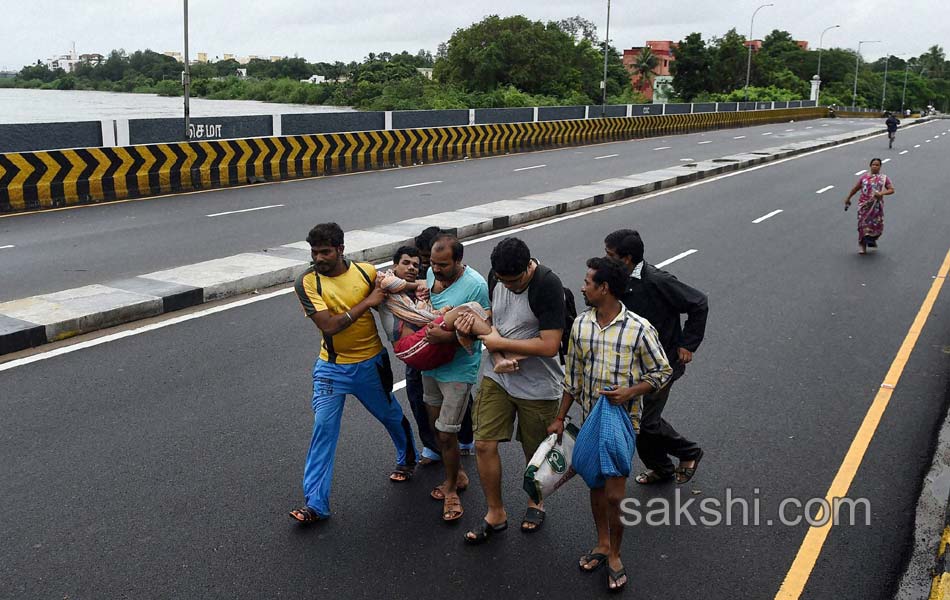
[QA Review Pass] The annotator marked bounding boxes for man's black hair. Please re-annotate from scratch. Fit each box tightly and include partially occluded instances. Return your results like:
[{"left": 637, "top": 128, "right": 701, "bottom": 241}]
[
  {"left": 432, "top": 232, "right": 464, "bottom": 261},
  {"left": 490, "top": 237, "right": 531, "bottom": 277},
  {"left": 414, "top": 226, "right": 443, "bottom": 252},
  {"left": 604, "top": 229, "right": 644, "bottom": 264},
  {"left": 586, "top": 256, "right": 629, "bottom": 298},
  {"left": 307, "top": 222, "right": 344, "bottom": 247},
  {"left": 392, "top": 245, "right": 420, "bottom": 265}
]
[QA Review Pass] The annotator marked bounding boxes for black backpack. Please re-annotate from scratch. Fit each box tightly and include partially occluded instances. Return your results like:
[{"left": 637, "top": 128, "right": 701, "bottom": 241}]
[{"left": 488, "top": 263, "right": 577, "bottom": 364}]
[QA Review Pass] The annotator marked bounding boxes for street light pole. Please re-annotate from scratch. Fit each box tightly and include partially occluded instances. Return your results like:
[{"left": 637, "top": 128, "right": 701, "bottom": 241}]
[
  {"left": 881, "top": 55, "right": 890, "bottom": 111},
  {"left": 852, "top": 40, "right": 880, "bottom": 109},
  {"left": 901, "top": 62, "right": 910, "bottom": 113},
  {"left": 601, "top": 0, "right": 611, "bottom": 117},
  {"left": 183, "top": 0, "right": 191, "bottom": 140},
  {"left": 816, "top": 24, "right": 840, "bottom": 105},
  {"left": 744, "top": 3, "right": 773, "bottom": 102}
]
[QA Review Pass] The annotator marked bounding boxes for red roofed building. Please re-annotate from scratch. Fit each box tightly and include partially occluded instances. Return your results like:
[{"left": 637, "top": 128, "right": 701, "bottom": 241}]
[{"left": 623, "top": 41, "right": 677, "bottom": 101}]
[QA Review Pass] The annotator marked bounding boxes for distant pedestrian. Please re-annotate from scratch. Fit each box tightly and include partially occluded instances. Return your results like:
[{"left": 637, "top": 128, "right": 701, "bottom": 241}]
[
  {"left": 412, "top": 228, "right": 475, "bottom": 462},
  {"left": 548, "top": 257, "right": 671, "bottom": 592},
  {"left": 605, "top": 229, "right": 708, "bottom": 487},
  {"left": 422, "top": 233, "right": 490, "bottom": 522},
  {"left": 844, "top": 158, "right": 895, "bottom": 254},
  {"left": 289, "top": 223, "right": 417, "bottom": 524},
  {"left": 458, "top": 237, "right": 567, "bottom": 543},
  {"left": 885, "top": 113, "right": 900, "bottom": 149}
]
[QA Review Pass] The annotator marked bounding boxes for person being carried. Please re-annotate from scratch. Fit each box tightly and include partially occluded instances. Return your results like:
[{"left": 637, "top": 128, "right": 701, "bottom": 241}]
[{"left": 378, "top": 268, "right": 526, "bottom": 373}]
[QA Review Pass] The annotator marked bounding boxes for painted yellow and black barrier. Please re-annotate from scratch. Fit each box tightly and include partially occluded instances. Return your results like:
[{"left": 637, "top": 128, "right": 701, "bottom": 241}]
[{"left": 0, "top": 107, "right": 825, "bottom": 214}]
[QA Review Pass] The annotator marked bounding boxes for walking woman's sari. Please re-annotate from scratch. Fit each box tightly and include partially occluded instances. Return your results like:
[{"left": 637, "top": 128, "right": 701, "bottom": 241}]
[{"left": 856, "top": 172, "right": 892, "bottom": 242}]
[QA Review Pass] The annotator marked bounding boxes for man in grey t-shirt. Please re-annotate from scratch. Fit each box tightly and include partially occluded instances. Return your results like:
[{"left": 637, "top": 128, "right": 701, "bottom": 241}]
[{"left": 459, "top": 237, "right": 567, "bottom": 544}]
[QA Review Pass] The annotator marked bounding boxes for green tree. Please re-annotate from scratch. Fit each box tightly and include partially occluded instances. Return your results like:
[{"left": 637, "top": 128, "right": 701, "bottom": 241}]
[
  {"left": 711, "top": 29, "right": 748, "bottom": 93},
  {"left": 920, "top": 45, "right": 945, "bottom": 78},
  {"left": 671, "top": 33, "right": 712, "bottom": 101},
  {"left": 17, "top": 61, "right": 59, "bottom": 83},
  {"left": 631, "top": 46, "right": 659, "bottom": 93}
]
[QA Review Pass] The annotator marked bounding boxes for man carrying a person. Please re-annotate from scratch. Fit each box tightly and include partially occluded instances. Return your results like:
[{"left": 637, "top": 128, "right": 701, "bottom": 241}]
[
  {"left": 458, "top": 237, "right": 567, "bottom": 543},
  {"left": 422, "top": 233, "right": 490, "bottom": 522},
  {"left": 289, "top": 222, "right": 417, "bottom": 524},
  {"left": 412, "top": 228, "right": 475, "bottom": 462}
]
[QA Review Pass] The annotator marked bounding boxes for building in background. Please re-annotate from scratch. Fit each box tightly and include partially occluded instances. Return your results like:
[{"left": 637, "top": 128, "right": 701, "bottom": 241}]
[
  {"left": 163, "top": 51, "right": 183, "bottom": 62},
  {"left": 623, "top": 41, "right": 677, "bottom": 102}
]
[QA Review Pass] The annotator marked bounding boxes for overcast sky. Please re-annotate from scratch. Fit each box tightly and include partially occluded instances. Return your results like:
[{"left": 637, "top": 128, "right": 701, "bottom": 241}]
[{"left": 1, "top": 1, "right": 945, "bottom": 71}]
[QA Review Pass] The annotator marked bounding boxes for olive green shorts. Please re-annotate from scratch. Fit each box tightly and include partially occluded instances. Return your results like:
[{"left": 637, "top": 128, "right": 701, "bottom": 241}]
[{"left": 473, "top": 377, "right": 560, "bottom": 459}]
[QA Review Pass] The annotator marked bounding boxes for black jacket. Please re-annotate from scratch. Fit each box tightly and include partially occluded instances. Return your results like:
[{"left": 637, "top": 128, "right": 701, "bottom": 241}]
[{"left": 620, "top": 262, "right": 708, "bottom": 380}]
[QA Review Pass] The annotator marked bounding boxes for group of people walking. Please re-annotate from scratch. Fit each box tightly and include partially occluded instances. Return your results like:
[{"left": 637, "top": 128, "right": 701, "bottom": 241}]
[{"left": 289, "top": 221, "right": 709, "bottom": 592}]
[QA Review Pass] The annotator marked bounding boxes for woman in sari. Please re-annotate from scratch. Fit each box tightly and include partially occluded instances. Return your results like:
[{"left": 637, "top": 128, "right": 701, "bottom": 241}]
[{"left": 844, "top": 158, "right": 895, "bottom": 254}]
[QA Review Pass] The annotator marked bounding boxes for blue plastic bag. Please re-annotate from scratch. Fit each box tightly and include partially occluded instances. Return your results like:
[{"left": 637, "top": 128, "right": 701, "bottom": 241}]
[{"left": 572, "top": 395, "right": 637, "bottom": 489}]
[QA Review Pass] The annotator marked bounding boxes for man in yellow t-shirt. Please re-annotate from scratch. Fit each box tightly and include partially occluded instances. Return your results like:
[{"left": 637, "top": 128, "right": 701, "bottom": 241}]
[{"left": 288, "top": 222, "right": 418, "bottom": 525}]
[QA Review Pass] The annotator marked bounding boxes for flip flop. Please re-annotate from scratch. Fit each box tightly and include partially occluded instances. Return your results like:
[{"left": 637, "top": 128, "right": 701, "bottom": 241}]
[
  {"left": 675, "top": 449, "right": 705, "bottom": 484},
  {"left": 430, "top": 474, "right": 469, "bottom": 500},
  {"left": 464, "top": 519, "right": 508, "bottom": 545},
  {"left": 607, "top": 565, "right": 627, "bottom": 592},
  {"left": 520, "top": 507, "right": 546, "bottom": 533},
  {"left": 579, "top": 552, "right": 608, "bottom": 572}
]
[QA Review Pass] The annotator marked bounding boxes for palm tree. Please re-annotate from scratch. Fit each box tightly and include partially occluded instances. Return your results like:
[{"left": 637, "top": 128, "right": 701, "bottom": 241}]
[
  {"left": 633, "top": 46, "right": 660, "bottom": 93},
  {"left": 919, "top": 45, "right": 945, "bottom": 78}
]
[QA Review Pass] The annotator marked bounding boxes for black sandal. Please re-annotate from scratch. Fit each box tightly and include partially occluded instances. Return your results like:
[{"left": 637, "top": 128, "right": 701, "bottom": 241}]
[
  {"left": 675, "top": 449, "right": 705, "bottom": 484},
  {"left": 521, "top": 507, "right": 546, "bottom": 533},
  {"left": 607, "top": 565, "right": 627, "bottom": 592},
  {"left": 289, "top": 506, "right": 326, "bottom": 525},
  {"left": 579, "top": 552, "right": 608, "bottom": 572},
  {"left": 389, "top": 464, "right": 414, "bottom": 483},
  {"left": 464, "top": 519, "right": 508, "bottom": 545}
]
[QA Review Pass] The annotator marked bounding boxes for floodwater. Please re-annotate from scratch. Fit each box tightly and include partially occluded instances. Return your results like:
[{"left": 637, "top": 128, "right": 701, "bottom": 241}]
[{"left": 0, "top": 88, "right": 353, "bottom": 124}]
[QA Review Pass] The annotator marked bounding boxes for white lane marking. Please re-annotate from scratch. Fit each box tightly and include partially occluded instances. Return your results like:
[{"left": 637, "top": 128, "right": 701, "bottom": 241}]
[
  {"left": 513, "top": 164, "right": 546, "bottom": 172},
  {"left": 822, "top": 124, "right": 830, "bottom": 127},
  {"left": 698, "top": 141, "right": 713, "bottom": 145},
  {"left": 206, "top": 204, "right": 283, "bottom": 217},
  {"left": 4, "top": 122, "right": 925, "bottom": 371},
  {"left": 926, "top": 140, "right": 931, "bottom": 143},
  {"left": 752, "top": 209, "right": 783, "bottom": 224},
  {"left": 915, "top": 144, "right": 921, "bottom": 148},
  {"left": 0, "top": 244, "right": 14, "bottom": 250},
  {"left": 394, "top": 180, "right": 442, "bottom": 189},
  {"left": 785, "top": 129, "right": 795, "bottom": 132},
  {"left": 762, "top": 132, "right": 774, "bottom": 136},
  {"left": 394, "top": 380, "right": 406, "bottom": 392},
  {"left": 733, "top": 135, "right": 746, "bottom": 139},
  {"left": 655, "top": 249, "right": 698, "bottom": 268},
  {"left": 806, "top": 126, "right": 814, "bottom": 130},
  {"left": 882, "top": 158, "right": 891, "bottom": 163},
  {"left": 594, "top": 154, "right": 619, "bottom": 160},
  {"left": 679, "top": 158, "right": 695, "bottom": 161},
  {"left": 654, "top": 146, "right": 672, "bottom": 150},
  {"left": 899, "top": 150, "right": 909, "bottom": 155},
  {"left": 816, "top": 185, "right": 835, "bottom": 194},
  {"left": 855, "top": 169, "right": 867, "bottom": 176}
]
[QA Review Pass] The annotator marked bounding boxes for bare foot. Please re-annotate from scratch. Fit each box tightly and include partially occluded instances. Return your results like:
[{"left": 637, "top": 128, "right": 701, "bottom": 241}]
[{"left": 493, "top": 358, "right": 520, "bottom": 373}]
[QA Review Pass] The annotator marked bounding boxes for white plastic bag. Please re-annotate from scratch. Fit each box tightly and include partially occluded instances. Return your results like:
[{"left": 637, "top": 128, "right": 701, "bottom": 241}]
[{"left": 522, "top": 422, "right": 580, "bottom": 504}]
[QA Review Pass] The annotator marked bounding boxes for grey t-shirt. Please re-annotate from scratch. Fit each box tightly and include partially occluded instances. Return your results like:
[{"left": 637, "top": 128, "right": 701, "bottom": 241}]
[{"left": 482, "top": 275, "right": 564, "bottom": 400}]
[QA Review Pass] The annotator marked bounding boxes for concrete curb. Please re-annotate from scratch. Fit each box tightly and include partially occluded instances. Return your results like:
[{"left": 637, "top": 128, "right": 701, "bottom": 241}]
[
  {"left": 929, "top": 496, "right": 950, "bottom": 599},
  {"left": 0, "top": 122, "right": 913, "bottom": 357}
]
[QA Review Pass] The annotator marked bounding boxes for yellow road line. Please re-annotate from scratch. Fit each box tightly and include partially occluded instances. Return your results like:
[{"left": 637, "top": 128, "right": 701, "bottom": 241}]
[{"left": 776, "top": 247, "right": 950, "bottom": 599}]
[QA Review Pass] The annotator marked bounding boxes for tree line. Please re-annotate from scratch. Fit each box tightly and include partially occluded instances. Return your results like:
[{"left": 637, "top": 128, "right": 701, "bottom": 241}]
[{"left": 2, "top": 15, "right": 947, "bottom": 113}]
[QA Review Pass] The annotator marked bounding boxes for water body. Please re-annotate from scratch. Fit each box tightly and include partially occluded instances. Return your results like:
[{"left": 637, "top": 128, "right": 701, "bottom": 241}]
[{"left": 0, "top": 88, "right": 353, "bottom": 124}]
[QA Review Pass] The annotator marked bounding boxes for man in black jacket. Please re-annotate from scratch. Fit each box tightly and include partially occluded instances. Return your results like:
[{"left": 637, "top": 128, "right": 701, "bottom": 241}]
[{"left": 605, "top": 229, "right": 708, "bottom": 485}]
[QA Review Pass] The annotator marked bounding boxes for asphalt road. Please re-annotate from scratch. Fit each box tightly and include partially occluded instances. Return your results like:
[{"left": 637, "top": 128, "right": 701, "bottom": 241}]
[
  {"left": 0, "top": 118, "right": 878, "bottom": 302},
  {"left": 1, "top": 120, "right": 949, "bottom": 600}
]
